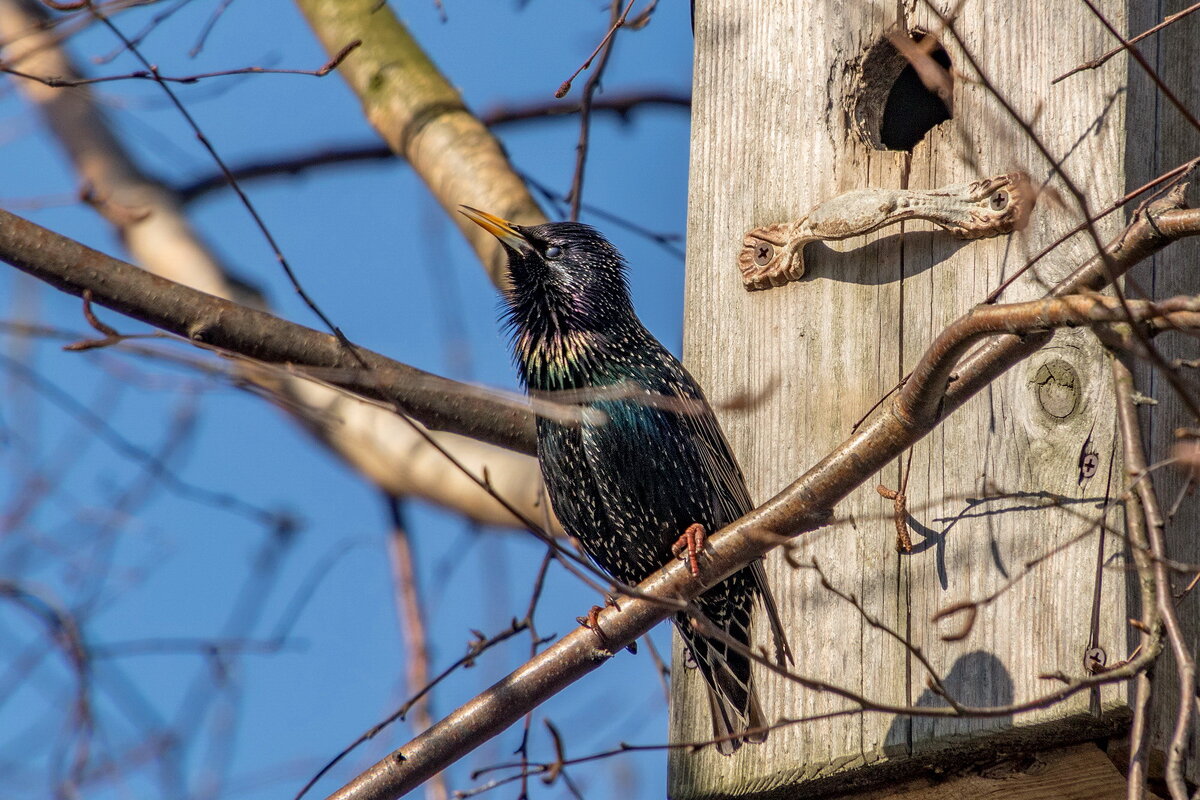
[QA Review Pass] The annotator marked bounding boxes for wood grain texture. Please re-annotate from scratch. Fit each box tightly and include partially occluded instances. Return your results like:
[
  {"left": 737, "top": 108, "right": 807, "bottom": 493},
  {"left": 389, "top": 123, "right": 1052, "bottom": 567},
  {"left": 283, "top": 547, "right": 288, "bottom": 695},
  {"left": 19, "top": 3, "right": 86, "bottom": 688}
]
[
  {"left": 672, "top": 1, "right": 1194, "bottom": 795},
  {"left": 850, "top": 743, "right": 1152, "bottom": 800}
]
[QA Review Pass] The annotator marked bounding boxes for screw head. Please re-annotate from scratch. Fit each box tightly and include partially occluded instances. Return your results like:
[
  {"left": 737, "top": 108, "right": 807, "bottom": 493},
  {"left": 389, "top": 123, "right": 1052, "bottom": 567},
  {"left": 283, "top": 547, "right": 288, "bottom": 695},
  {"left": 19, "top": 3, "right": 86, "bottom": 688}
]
[
  {"left": 1080, "top": 452, "right": 1099, "bottom": 479},
  {"left": 1083, "top": 646, "right": 1107, "bottom": 673},
  {"left": 753, "top": 241, "right": 774, "bottom": 266},
  {"left": 990, "top": 189, "right": 1009, "bottom": 211}
]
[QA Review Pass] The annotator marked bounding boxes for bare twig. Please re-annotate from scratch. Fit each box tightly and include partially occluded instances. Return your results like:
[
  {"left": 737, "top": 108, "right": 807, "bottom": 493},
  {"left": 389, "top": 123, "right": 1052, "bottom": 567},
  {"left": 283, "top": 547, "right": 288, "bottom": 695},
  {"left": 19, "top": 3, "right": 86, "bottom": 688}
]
[
  {"left": 313, "top": 178, "right": 1200, "bottom": 800},
  {"left": 1053, "top": 1, "right": 1200, "bottom": 84},
  {"left": 567, "top": 0, "right": 635, "bottom": 221},
  {"left": 985, "top": 157, "right": 1200, "bottom": 303},
  {"left": 293, "top": 620, "right": 534, "bottom": 800},
  {"left": 1, "top": 39, "right": 361, "bottom": 85},
  {"left": 1113, "top": 357, "right": 1196, "bottom": 800},
  {"left": 1077, "top": 0, "right": 1200, "bottom": 134},
  {"left": 554, "top": 0, "right": 635, "bottom": 99}
]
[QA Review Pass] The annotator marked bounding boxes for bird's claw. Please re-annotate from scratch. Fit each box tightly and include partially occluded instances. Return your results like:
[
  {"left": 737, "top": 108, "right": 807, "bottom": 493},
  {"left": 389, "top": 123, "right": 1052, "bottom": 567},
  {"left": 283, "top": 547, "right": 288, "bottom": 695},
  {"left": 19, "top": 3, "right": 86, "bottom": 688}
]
[
  {"left": 577, "top": 596, "right": 621, "bottom": 651},
  {"left": 672, "top": 523, "right": 706, "bottom": 578}
]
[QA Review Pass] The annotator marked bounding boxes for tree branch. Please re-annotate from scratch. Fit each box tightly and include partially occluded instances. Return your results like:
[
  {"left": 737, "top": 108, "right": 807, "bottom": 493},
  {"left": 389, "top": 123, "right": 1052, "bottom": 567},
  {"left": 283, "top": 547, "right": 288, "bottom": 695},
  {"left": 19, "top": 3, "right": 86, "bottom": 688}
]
[
  {"left": 175, "top": 90, "right": 690, "bottom": 204},
  {"left": 315, "top": 180, "right": 1200, "bottom": 800},
  {"left": 0, "top": 0, "right": 550, "bottom": 529},
  {"left": 0, "top": 207, "right": 538, "bottom": 455},
  {"left": 293, "top": 0, "right": 547, "bottom": 288}
]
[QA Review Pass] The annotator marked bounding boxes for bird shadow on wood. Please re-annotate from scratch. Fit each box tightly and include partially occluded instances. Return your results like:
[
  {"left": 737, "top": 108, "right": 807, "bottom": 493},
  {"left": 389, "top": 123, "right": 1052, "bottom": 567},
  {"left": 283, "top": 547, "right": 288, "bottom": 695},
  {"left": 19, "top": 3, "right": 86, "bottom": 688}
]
[
  {"left": 801, "top": 230, "right": 971, "bottom": 286},
  {"left": 882, "top": 650, "right": 1015, "bottom": 755},
  {"left": 905, "top": 491, "right": 1110, "bottom": 590}
]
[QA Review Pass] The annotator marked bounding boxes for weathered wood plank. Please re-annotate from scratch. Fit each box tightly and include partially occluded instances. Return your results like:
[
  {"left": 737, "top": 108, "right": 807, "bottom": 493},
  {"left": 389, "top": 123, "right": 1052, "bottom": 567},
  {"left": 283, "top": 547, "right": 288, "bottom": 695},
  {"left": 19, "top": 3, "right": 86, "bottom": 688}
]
[
  {"left": 670, "top": 0, "right": 1195, "bottom": 795},
  {"left": 675, "top": 2, "right": 904, "bottom": 793},
  {"left": 850, "top": 743, "right": 1152, "bottom": 800}
]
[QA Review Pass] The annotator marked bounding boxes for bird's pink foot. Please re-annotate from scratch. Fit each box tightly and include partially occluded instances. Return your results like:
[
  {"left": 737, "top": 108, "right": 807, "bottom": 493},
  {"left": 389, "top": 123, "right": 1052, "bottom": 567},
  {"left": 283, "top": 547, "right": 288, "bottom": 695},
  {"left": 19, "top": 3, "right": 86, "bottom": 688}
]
[
  {"left": 672, "top": 522, "right": 706, "bottom": 577},
  {"left": 576, "top": 596, "right": 621, "bottom": 648}
]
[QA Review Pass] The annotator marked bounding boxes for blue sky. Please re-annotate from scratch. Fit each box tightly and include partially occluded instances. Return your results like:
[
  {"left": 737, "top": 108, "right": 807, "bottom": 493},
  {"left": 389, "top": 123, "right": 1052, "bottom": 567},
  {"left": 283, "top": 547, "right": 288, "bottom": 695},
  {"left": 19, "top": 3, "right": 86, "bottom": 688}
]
[{"left": 0, "top": 2, "right": 694, "bottom": 798}]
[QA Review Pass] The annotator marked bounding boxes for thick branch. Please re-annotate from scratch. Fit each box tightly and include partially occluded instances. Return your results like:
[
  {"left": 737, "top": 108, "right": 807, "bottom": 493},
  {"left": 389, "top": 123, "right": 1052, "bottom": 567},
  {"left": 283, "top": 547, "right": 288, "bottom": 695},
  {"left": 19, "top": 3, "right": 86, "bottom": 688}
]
[
  {"left": 293, "top": 0, "right": 548, "bottom": 288},
  {"left": 0, "top": 0, "right": 550, "bottom": 529},
  {"left": 0, "top": 208, "right": 537, "bottom": 455},
  {"left": 319, "top": 191, "right": 1200, "bottom": 800}
]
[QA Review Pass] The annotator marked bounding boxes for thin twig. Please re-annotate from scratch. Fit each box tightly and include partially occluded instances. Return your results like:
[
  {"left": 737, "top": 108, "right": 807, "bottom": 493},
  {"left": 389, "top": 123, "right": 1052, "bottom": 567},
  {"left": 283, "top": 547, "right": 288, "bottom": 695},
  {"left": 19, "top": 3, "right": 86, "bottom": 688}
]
[
  {"left": 293, "top": 620, "right": 534, "bottom": 800},
  {"left": 1113, "top": 357, "right": 1196, "bottom": 800},
  {"left": 1077, "top": 0, "right": 1200, "bottom": 134},
  {"left": 985, "top": 157, "right": 1200, "bottom": 304},
  {"left": 554, "top": 0, "right": 636, "bottom": 99},
  {"left": 1, "top": 39, "right": 361, "bottom": 85},
  {"left": 1053, "top": 0, "right": 1200, "bottom": 84},
  {"left": 567, "top": 0, "right": 635, "bottom": 221}
]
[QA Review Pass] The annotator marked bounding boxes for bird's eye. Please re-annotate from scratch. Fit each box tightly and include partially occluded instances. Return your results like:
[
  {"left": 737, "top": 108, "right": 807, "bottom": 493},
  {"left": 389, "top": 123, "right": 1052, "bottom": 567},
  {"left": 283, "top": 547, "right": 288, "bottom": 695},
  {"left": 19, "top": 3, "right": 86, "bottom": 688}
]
[{"left": 545, "top": 245, "right": 563, "bottom": 259}]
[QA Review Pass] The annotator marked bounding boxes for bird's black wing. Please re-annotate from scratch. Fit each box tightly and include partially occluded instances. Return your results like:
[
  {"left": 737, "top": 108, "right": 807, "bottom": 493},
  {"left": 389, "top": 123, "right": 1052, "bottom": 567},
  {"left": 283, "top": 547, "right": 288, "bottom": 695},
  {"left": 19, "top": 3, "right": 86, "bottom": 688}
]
[
  {"left": 664, "top": 365, "right": 794, "bottom": 667},
  {"left": 579, "top": 351, "right": 792, "bottom": 665}
]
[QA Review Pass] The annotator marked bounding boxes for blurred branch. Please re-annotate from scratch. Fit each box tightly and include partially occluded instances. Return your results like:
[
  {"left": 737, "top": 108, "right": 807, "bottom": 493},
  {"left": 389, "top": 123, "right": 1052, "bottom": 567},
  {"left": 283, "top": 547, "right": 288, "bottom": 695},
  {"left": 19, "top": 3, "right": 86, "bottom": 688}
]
[
  {"left": 175, "top": 90, "right": 690, "bottom": 204},
  {"left": 0, "top": 580, "right": 92, "bottom": 795},
  {"left": 384, "top": 497, "right": 448, "bottom": 800},
  {"left": 318, "top": 174, "right": 1200, "bottom": 800},
  {"left": 294, "top": 0, "right": 548, "bottom": 288},
  {"left": 0, "top": 0, "right": 550, "bottom": 530},
  {"left": 0, "top": 207, "right": 538, "bottom": 454}
]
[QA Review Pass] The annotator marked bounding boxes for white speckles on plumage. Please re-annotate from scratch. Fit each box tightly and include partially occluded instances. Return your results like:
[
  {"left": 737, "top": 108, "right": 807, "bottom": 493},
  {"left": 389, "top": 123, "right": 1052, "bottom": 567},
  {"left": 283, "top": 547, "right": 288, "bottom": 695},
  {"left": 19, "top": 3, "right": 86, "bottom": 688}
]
[{"left": 469, "top": 212, "right": 792, "bottom": 754}]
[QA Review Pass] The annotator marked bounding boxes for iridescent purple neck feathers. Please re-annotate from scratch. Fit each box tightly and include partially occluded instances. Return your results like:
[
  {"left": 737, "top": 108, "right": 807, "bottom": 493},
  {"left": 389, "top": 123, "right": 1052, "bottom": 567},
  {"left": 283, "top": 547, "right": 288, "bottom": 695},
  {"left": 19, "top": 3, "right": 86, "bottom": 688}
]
[{"left": 499, "top": 222, "right": 645, "bottom": 391}]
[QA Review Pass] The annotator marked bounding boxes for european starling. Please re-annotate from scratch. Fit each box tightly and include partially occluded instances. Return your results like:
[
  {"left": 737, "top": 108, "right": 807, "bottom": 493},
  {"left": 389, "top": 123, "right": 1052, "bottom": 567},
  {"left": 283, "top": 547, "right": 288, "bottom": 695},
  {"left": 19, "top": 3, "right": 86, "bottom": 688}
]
[{"left": 461, "top": 207, "right": 792, "bottom": 754}]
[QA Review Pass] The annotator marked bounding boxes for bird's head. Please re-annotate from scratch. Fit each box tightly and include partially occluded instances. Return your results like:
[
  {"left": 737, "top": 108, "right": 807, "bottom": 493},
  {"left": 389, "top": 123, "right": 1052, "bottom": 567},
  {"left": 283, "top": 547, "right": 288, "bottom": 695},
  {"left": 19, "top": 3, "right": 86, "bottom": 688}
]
[{"left": 460, "top": 206, "right": 633, "bottom": 331}]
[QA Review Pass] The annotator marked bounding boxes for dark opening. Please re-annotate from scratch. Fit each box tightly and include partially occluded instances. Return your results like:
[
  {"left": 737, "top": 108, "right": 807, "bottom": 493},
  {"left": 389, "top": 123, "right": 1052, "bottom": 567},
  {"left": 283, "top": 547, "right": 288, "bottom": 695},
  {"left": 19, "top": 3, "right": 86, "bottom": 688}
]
[{"left": 879, "top": 43, "right": 953, "bottom": 151}]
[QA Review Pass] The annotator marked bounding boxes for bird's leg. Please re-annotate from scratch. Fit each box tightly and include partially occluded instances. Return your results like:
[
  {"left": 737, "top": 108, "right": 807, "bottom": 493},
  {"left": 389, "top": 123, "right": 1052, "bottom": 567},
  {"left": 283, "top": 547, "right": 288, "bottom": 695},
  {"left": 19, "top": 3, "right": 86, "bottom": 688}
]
[
  {"left": 672, "top": 522, "right": 706, "bottom": 577},
  {"left": 576, "top": 595, "right": 622, "bottom": 650}
]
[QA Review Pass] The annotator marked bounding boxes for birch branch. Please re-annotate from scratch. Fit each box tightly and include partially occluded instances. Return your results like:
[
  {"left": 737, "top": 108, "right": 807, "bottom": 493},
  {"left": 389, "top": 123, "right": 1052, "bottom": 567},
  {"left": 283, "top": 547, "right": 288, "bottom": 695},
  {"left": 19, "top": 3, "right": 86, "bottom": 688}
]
[{"left": 293, "top": 0, "right": 549, "bottom": 289}]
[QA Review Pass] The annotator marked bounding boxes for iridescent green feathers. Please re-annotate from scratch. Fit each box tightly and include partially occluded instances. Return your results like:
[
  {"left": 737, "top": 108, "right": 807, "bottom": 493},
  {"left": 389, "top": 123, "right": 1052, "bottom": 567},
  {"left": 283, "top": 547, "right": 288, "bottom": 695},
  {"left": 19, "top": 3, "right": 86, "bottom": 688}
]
[{"left": 461, "top": 208, "right": 792, "bottom": 755}]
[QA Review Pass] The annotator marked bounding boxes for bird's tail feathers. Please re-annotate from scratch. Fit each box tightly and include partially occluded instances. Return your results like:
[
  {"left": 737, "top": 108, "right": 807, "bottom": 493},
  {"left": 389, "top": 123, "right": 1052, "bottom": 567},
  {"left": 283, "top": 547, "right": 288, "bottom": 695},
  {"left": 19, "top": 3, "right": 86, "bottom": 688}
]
[
  {"left": 679, "top": 611, "right": 767, "bottom": 756},
  {"left": 751, "top": 560, "right": 793, "bottom": 667}
]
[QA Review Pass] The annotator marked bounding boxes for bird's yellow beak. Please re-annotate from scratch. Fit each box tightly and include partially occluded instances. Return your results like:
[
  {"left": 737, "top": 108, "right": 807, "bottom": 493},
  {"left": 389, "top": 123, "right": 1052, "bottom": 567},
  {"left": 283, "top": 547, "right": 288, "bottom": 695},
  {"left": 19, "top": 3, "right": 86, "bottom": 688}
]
[{"left": 459, "top": 205, "right": 528, "bottom": 250}]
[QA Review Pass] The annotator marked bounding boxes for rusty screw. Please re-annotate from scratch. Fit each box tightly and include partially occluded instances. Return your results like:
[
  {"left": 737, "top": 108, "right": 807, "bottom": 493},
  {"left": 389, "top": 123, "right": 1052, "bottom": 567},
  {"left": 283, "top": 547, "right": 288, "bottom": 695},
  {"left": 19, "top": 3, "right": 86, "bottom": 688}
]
[{"left": 753, "top": 241, "right": 774, "bottom": 266}]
